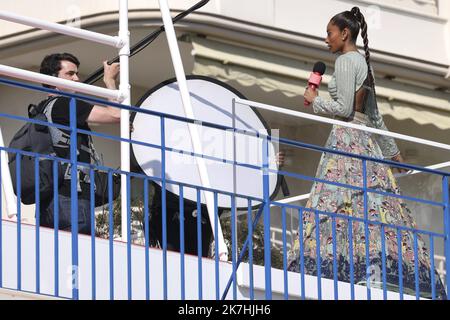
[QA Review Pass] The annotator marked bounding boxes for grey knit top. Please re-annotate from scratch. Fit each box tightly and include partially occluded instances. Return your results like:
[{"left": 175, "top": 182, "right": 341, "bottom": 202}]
[{"left": 312, "top": 51, "right": 399, "bottom": 158}]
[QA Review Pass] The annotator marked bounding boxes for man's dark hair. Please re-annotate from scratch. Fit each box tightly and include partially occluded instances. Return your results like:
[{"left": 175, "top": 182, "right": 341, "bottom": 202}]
[{"left": 39, "top": 53, "right": 80, "bottom": 88}]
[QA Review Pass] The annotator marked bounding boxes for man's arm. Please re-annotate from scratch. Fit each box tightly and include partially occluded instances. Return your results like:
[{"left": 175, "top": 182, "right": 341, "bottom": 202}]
[{"left": 87, "top": 61, "right": 121, "bottom": 124}]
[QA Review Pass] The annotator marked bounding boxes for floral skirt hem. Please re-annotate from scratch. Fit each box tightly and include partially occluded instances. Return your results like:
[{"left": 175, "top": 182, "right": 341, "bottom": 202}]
[{"left": 287, "top": 123, "right": 447, "bottom": 299}]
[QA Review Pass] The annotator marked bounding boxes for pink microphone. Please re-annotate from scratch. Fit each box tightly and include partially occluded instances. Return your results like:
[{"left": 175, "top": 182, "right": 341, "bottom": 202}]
[{"left": 304, "top": 61, "right": 326, "bottom": 106}]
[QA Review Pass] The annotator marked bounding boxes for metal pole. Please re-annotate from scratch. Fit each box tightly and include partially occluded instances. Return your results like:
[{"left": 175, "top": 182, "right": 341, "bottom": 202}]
[
  {"left": 262, "top": 136, "right": 272, "bottom": 298},
  {"left": 119, "top": 0, "right": 131, "bottom": 242},
  {"left": 158, "top": 0, "right": 228, "bottom": 260},
  {"left": 234, "top": 98, "right": 450, "bottom": 153},
  {"left": 443, "top": 175, "right": 450, "bottom": 299},
  {"left": 0, "top": 64, "right": 122, "bottom": 101},
  {"left": 69, "top": 98, "right": 79, "bottom": 300},
  {"left": 0, "top": 10, "right": 123, "bottom": 48}
]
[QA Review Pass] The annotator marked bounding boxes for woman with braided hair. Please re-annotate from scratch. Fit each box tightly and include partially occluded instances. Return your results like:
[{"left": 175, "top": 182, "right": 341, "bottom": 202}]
[{"left": 288, "top": 7, "right": 447, "bottom": 299}]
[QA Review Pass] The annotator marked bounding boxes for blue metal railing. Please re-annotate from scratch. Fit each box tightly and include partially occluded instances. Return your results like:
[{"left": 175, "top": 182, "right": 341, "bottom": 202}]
[
  {"left": 89, "top": 168, "right": 96, "bottom": 299},
  {"left": 0, "top": 76, "right": 449, "bottom": 300},
  {"left": 0, "top": 151, "right": 2, "bottom": 289},
  {"left": 443, "top": 176, "right": 450, "bottom": 298}
]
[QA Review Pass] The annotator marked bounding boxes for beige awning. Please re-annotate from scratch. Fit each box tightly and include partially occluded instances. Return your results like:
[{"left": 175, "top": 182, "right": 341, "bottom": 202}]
[
  {"left": 189, "top": 35, "right": 450, "bottom": 130},
  {"left": 189, "top": 35, "right": 314, "bottom": 97},
  {"left": 378, "top": 101, "right": 450, "bottom": 130},
  {"left": 193, "top": 56, "right": 307, "bottom": 98}
]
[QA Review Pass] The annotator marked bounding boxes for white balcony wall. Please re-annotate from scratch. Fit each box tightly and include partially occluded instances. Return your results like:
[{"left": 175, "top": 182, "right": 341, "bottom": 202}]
[{"left": 360, "top": 0, "right": 439, "bottom": 15}]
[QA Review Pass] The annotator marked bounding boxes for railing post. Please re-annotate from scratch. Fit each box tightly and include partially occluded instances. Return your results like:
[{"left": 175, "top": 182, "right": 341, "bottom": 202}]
[
  {"left": 108, "top": 170, "right": 114, "bottom": 300},
  {"left": 231, "top": 194, "right": 237, "bottom": 300},
  {"left": 214, "top": 192, "right": 219, "bottom": 300},
  {"left": 16, "top": 153, "right": 21, "bottom": 291},
  {"left": 35, "top": 157, "right": 40, "bottom": 294},
  {"left": 282, "top": 207, "right": 288, "bottom": 300},
  {"left": 429, "top": 235, "right": 436, "bottom": 300},
  {"left": 53, "top": 160, "right": 59, "bottom": 297},
  {"left": 397, "top": 228, "right": 404, "bottom": 300},
  {"left": 180, "top": 185, "right": 185, "bottom": 300},
  {"left": 161, "top": 116, "right": 168, "bottom": 300},
  {"left": 262, "top": 135, "right": 272, "bottom": 299},
  {"left": 299, "top": 208, "right": 305, "bottom": 300},
  {"left": 248, "top": 199, "right": 254, "bottom": 300},
  {"left": 0, "top": 151, "right": 2, "bottom": 288},
  {"left": 197, "top": 189, "right": 203, "bottom": 300},
  {"left": 126, "top": 174, "right": 132, "bottom": 300},
  {"left": 69, "top": 98, "right": 79, "bottom": 300},
  {"left": 144, "top": 178, "right": 150, "bottom": 300},
  {"left": 362, "top": 159, "right": 371, "bottom": 300},
  {"left": 89, "top": 168, "right": 96, "bottom": 300},
  {"left": 443, "top": 175, "right": 450, "bottom": 299}
]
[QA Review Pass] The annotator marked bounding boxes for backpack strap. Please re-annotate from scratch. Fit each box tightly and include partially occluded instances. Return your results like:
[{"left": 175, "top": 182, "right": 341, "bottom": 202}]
[
  {"left": 42, "top": 98, "right": 72, "bottom": 149},
  {"left": 43, "top": 97, "right": 99, "bottom": 161},
  {"left": 42, "top": 96, "right": 101, "bottom": 187},
  {"left": 87, "top": 135, "right": 102, "bottom": 165},
  {"left": 28, "top": 99, "right": 48, "bottom": 119}
]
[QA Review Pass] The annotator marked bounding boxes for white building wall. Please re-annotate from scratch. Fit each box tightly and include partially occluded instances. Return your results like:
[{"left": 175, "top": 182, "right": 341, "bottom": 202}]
[{"left": 0, "top": 0, "right": 448, "bottom": 66}]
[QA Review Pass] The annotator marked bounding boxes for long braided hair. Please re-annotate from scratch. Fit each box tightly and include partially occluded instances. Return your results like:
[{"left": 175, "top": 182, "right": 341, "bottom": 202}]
[
  {"left": 330, "top": 7, "right": 377, "bottom": 109},
  {"left": 350, "top": 7, "right": 375, "bottom": 90}
]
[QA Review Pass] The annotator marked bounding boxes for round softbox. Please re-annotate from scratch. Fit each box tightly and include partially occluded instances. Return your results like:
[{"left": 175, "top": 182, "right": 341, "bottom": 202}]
[{"left": 131, "top": 75, "right": 280, "bottom": 209}]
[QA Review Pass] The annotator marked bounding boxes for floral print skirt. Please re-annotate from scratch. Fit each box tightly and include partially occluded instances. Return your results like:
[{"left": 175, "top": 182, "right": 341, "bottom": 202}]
[{"left": 287, "top": 114, "right": 447, "bottom": 299}]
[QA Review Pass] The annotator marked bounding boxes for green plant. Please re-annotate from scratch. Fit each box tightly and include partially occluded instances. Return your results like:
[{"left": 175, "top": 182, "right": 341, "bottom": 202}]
[
  {"left": 95, "top": 196, "right": 145, "bottom": 242},
  {"left": 218, "top": 212, "right": 284, "bottom": 269}
]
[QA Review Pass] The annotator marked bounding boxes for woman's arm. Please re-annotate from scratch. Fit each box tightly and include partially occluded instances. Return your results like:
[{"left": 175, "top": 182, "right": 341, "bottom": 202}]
[{"left": 307, "top": 55, "right": 356, "bottom": 118}]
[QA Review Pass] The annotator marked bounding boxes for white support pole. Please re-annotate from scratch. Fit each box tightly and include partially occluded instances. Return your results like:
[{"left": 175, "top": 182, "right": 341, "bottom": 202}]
[
  {"left": 0, "top": 64, "right": 123, "bottom": 101},
  {"left": 0, "top": 126, "right": 17, "bottom": 218},
  {"left": 119, "top": 0, "right": 131, "bottom": 242},
  {"left": 158, "top": 0, "right": 229, "bottom": 261},
  {"left": 0, "top": 10, "right": 124, "bottom": 48},
  {"left": 397, "top": 161, "right": 450, "bottom": 177}
]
